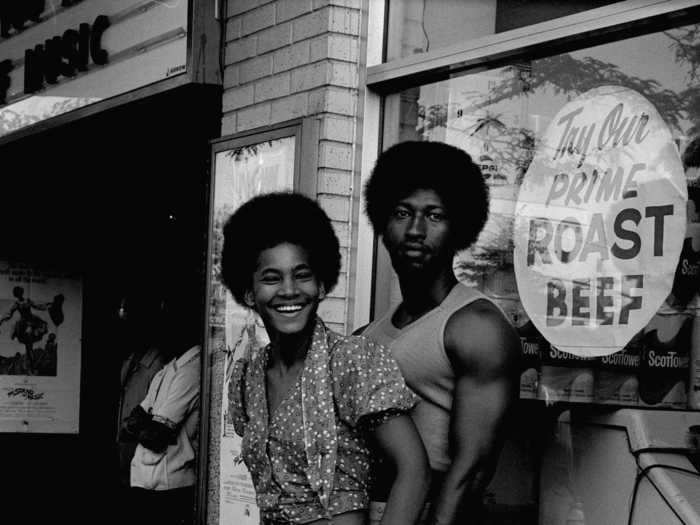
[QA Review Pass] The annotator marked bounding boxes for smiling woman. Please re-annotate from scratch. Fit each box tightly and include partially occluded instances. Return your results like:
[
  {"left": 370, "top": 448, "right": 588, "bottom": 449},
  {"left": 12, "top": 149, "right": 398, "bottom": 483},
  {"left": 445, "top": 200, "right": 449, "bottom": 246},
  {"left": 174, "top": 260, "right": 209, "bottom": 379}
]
[
  {"left": 220, "top": 192, "right": 431, "bottom": 525},
  {"left": 248, "top": 243, "right": 324, "bottom": 337}
]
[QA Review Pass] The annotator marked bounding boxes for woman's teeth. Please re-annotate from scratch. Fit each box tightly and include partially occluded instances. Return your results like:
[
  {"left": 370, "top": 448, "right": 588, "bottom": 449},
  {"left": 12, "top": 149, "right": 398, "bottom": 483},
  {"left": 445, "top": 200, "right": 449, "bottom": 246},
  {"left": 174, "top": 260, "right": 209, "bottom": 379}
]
[{"left": 276, "top": 305, "right": 303, "bottom": 312}]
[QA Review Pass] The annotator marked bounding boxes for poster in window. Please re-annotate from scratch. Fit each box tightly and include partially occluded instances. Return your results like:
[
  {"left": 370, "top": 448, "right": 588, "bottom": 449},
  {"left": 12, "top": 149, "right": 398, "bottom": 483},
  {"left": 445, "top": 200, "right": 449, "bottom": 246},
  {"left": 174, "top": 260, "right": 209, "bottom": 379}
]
[
  {"left": 0, "top": 261, "right": 82, "bottom": 433},
  {"left": 213, "top": 136, "right": 295, "bottom": 525},
  {"left": 513, "top": 86, "right": 686, "bottom": 357}
]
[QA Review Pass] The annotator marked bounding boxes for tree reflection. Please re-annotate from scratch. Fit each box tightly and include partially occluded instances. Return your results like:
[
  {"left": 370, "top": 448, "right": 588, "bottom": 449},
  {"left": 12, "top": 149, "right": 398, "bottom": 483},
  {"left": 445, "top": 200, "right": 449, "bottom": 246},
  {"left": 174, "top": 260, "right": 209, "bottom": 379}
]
[
  {"left": 416, "top": 24, "right": 700, "bottom": 159},
  {"left": 429, "top": 24, "right": 700, "bottom": 286},
  {"left": 0, "top": 96, "right": 99, "bottom": 136},
  {"left": 668, "top": 25, "right": 700, "bottom": 136}
]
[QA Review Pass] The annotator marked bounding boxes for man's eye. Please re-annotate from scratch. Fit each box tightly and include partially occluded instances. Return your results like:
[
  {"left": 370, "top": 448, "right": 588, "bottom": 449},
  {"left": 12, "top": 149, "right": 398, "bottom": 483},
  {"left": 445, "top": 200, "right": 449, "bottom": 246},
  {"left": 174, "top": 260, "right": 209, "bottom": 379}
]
[{"left": 428, "top": 212, "right": 445, "bottom": 222}]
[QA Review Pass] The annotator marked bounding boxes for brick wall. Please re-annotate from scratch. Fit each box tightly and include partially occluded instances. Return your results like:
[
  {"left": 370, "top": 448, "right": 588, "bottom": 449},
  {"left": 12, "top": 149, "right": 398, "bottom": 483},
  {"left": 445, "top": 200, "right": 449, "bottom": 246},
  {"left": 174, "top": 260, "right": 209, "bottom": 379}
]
[{"left": 222, "top": 0, "right": 362, "bottom": 334}]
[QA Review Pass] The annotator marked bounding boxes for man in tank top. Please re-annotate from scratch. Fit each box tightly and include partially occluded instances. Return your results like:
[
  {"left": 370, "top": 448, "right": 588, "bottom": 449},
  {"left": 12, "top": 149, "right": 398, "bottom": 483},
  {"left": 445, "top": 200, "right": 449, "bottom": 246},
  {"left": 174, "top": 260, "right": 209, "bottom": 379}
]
[{"left": 357, "top": 141, "right": 521, "bottom": 525}]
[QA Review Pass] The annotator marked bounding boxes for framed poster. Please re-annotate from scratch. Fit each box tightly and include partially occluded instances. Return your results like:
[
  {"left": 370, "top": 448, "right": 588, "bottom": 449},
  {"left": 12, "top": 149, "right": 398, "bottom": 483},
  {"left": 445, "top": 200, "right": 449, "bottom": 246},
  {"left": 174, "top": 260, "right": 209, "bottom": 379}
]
[
  {"left": 0, "top": 261, "right": 82, "bottom": 433},
  {"left": 202, "top": 118, "right": 319, "bottom": 525}
]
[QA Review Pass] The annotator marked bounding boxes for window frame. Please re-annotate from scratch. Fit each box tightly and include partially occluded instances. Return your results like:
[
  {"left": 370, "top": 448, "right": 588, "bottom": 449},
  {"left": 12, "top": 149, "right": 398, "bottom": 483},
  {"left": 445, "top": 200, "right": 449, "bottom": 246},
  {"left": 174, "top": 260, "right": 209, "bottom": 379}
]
[
  {"left": 370, "top": 0, "right": 700, "bottom": 92},
  {"left": 208, "top": 118, "right": 319, "bottom": 198},
  {"left": 357, "top": 0, "right": 700, "bottom": 324}
]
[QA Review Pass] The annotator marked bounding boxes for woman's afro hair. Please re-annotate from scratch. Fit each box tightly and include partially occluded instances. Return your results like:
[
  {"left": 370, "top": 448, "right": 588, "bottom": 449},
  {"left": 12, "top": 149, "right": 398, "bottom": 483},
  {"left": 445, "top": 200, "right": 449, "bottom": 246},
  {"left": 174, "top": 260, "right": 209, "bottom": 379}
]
[
  {"left": 221, "top": 191, "right": 341, "bottom": 306},
  {"left": 364, "top": 141, "right": 489, "bottom": 252}
]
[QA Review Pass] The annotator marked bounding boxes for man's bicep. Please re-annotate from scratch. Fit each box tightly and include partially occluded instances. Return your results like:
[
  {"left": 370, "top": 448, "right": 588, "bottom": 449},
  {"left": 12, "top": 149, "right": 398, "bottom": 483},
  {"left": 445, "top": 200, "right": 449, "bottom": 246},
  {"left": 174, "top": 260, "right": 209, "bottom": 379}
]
[
  {"left": 446, "top": 306, "right": 520, "bottom": 466},
  {"left": 449, "top": 371, "right": 514, "bottom": 464}
]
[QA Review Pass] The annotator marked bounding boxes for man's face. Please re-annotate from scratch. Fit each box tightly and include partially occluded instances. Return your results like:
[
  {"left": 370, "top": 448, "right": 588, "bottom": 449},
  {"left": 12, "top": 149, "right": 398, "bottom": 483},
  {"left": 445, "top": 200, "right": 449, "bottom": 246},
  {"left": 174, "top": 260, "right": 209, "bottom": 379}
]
[{"left": 382, "top": 188, "right": 454, "bottom": 277}]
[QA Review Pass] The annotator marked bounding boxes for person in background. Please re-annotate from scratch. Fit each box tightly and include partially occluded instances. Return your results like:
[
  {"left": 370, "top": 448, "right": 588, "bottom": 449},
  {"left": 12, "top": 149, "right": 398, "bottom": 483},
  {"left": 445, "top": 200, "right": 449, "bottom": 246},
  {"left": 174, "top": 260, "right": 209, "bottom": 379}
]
[
  {"left": 224, "top": 192, "right": 430, "bottom": 525},
  {"left": 124, "top": 296, "right": 202, "bottom": 525},
  {"left": 116, "top": 292, "right": 168, "bottom": 489},
  {"left": 359, "top": 141, "right": 521, "bottom": 525}
]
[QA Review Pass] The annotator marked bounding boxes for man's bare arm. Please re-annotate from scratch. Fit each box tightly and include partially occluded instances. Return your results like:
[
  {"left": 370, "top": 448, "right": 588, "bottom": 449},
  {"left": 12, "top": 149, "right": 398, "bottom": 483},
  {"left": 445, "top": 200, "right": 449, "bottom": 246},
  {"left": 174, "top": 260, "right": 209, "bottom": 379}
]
[
  {"left": 429, "top": 300, "right": 521, "bottom": 525},
  {"left": 373, "top": 414, "right": 431, "bottom": 525}
]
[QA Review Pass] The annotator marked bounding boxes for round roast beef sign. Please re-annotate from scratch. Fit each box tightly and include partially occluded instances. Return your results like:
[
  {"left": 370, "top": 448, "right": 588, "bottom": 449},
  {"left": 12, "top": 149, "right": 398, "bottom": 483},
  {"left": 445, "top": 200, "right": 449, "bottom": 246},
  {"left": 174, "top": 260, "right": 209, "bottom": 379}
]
[{"left": 513, "top": 86, "right": 686, "bottom": 357}]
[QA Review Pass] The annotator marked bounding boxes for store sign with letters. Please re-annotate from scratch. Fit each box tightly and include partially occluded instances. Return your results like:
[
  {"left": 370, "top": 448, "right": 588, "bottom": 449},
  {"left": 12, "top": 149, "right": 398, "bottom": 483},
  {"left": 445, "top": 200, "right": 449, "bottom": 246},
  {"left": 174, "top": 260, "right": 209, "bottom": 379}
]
[
  {"left": 0, "top": 0, "right": 188, "bottom": 138},
  {"left": 514, "top": 86, "right": 686, "bottom": 357}
]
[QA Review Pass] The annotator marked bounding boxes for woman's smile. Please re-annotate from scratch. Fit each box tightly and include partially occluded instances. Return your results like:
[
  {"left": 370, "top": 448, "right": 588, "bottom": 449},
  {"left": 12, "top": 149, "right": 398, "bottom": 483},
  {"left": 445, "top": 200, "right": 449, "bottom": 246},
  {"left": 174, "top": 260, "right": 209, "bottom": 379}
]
[
  {"left": 249, "top": 242, "right": 325, "bottom": 336},
  {"left": 274, "top": 304, "right": 304, "bottom": 313}
]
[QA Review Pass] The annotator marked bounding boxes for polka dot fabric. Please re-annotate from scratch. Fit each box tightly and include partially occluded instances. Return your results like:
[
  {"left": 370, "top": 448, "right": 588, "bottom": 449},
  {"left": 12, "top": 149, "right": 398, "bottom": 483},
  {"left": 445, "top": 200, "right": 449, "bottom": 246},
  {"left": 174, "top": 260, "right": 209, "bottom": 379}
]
[
  {"left": 229, "top": 318, "right": 417, "bottom": 524},
  {"left": 329, "top": 337, "right": 417, "bottom": 428}
]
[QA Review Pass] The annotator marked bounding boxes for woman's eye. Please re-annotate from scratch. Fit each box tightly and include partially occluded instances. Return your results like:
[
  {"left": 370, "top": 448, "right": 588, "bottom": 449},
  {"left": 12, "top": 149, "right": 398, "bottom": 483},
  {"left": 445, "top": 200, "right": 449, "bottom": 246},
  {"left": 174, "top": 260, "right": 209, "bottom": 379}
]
[
  {"left": 260, "top": 275, "right": 280, "bottom": 284},
  {"left": 428, "top": 212, "right": 445, "bottom": 222},
  {"left": 393, "top": 208, "right": 410, "bottom": 218},
  {"left": 295, "top": 271, "right": 314, "bottom": 281}
]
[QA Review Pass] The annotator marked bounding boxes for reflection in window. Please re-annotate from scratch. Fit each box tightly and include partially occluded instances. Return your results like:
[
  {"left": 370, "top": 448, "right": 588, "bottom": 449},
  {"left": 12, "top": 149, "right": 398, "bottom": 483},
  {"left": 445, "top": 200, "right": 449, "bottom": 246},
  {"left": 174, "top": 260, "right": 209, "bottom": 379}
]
[
  {"left": 386, "top": 0, "right": 621, "bottom": 61},
  {"left": 387, "top": 22, "right": 700, "bottom": 339},
  {"left": 211, "top": 137, "right": 296, "bottom": 304},
  {"left": 380, "top": 20, "right": 700, "bottom": 521},
  {"left": 0, "top": 96, "right": 101, "bottom": 137},
  {"left": 393, "top": 23, "right": 699, "bottom": 268}
]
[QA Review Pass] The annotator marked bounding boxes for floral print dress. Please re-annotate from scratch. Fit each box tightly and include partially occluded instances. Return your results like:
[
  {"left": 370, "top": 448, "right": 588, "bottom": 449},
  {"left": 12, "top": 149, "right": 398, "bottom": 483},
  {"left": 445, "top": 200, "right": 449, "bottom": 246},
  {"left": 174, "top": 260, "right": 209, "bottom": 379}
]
[{"left": 230, "top": 318, "right": 416, "bottom": 524}]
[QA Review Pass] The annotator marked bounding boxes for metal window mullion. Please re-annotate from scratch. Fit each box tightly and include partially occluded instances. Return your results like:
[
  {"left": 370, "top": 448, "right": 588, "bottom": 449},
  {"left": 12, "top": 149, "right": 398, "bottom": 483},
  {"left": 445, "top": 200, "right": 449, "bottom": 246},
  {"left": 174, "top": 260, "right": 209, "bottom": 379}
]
[
  {"left": 367, "top": 0, "right": 700, "bottom": 93},
  {"left": 352, "top": 0, "right": 388, "bottom": 328}
]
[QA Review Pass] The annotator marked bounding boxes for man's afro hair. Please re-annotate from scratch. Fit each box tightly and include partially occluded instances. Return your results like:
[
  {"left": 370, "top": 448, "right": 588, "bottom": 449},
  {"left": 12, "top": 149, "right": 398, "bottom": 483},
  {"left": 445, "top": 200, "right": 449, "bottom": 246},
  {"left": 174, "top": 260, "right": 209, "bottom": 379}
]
[{"left": 364, "top": 141, "right": 489, "bottom": 251}]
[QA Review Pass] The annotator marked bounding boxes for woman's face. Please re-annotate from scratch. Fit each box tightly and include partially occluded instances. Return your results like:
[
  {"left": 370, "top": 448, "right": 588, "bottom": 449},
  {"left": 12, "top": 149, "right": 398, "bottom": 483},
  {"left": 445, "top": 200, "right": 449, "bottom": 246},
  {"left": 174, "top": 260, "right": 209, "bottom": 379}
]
[{"left": 248, "top": 242, "right": 325, "bottom": 336}]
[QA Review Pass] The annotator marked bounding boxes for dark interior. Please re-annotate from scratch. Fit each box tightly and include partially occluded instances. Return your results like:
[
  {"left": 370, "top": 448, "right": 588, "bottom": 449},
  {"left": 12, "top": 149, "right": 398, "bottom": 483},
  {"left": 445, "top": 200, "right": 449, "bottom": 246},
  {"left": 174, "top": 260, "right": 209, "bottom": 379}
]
[{"left": 0, "top": 83, "right": 221, "bottom": 523}]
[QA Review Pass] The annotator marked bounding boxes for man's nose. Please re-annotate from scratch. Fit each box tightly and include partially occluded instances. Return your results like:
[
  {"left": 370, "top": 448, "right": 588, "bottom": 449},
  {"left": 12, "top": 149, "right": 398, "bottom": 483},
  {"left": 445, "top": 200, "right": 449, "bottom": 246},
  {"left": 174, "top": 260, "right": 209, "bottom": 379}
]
[{"left": 407, "top": 215, "right": 427, "bottom": 237}]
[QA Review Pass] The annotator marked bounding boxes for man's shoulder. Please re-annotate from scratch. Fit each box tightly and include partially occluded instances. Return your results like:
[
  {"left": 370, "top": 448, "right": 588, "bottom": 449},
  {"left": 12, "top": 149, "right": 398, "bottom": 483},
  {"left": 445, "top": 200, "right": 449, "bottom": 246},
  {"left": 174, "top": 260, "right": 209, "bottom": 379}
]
[
  {"left": 175, "top": 345, "right": 201, "bottom": 369},
  {"left": 143, "top": 347, "right": 168, "bottom": 368},
  {"left": 328, "top": 330, "right": 377, "bottom": 354},
  {"left": 351, "top": 323, "right": 368, "bottom": 336},
  {"left": 327, "top": 331, "right": 393, "bottom": 371},
  {"left": 444, "top": 298, "right": 521, "bottom": 373}
]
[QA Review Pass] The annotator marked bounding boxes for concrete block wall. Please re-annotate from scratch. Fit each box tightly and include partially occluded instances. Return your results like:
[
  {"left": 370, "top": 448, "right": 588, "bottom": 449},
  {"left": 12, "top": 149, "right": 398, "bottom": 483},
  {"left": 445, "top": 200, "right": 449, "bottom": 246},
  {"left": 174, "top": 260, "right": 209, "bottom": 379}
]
[{"left": 222, "top": 0, "right": 362, "bottom": 335}]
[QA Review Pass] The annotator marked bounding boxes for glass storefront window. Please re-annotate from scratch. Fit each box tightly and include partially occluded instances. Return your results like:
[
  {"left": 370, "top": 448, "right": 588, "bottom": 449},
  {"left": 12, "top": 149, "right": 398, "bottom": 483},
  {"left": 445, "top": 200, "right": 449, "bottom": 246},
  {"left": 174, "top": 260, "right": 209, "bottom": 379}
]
[
  {"left": 384, "top": 22, "right": 700, "bottom": 408},
  {"left": 386, "top": 0, "right": 621, "bottom": 61},
  {"left": 374, "top": 9, "right": 700, "bottom": 524}
]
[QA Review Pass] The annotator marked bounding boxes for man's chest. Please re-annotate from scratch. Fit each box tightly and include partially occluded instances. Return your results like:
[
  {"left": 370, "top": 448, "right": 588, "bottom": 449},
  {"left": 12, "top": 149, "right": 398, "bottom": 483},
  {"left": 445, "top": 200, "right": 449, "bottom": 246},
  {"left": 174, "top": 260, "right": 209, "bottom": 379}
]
[{"left": 390, "top": 330, "right": 454, "bottom": 391}]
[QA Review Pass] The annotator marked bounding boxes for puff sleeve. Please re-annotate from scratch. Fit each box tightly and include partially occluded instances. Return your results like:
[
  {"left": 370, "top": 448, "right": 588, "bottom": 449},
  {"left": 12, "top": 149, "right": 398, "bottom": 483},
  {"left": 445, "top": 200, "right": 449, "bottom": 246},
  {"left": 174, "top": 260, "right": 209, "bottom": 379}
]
[
  {"left": 228, "top": 358, "right": 248, "bottom": 437},
  {"left": 329, "top": 336, "right": 417, "bottom": 428}
]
